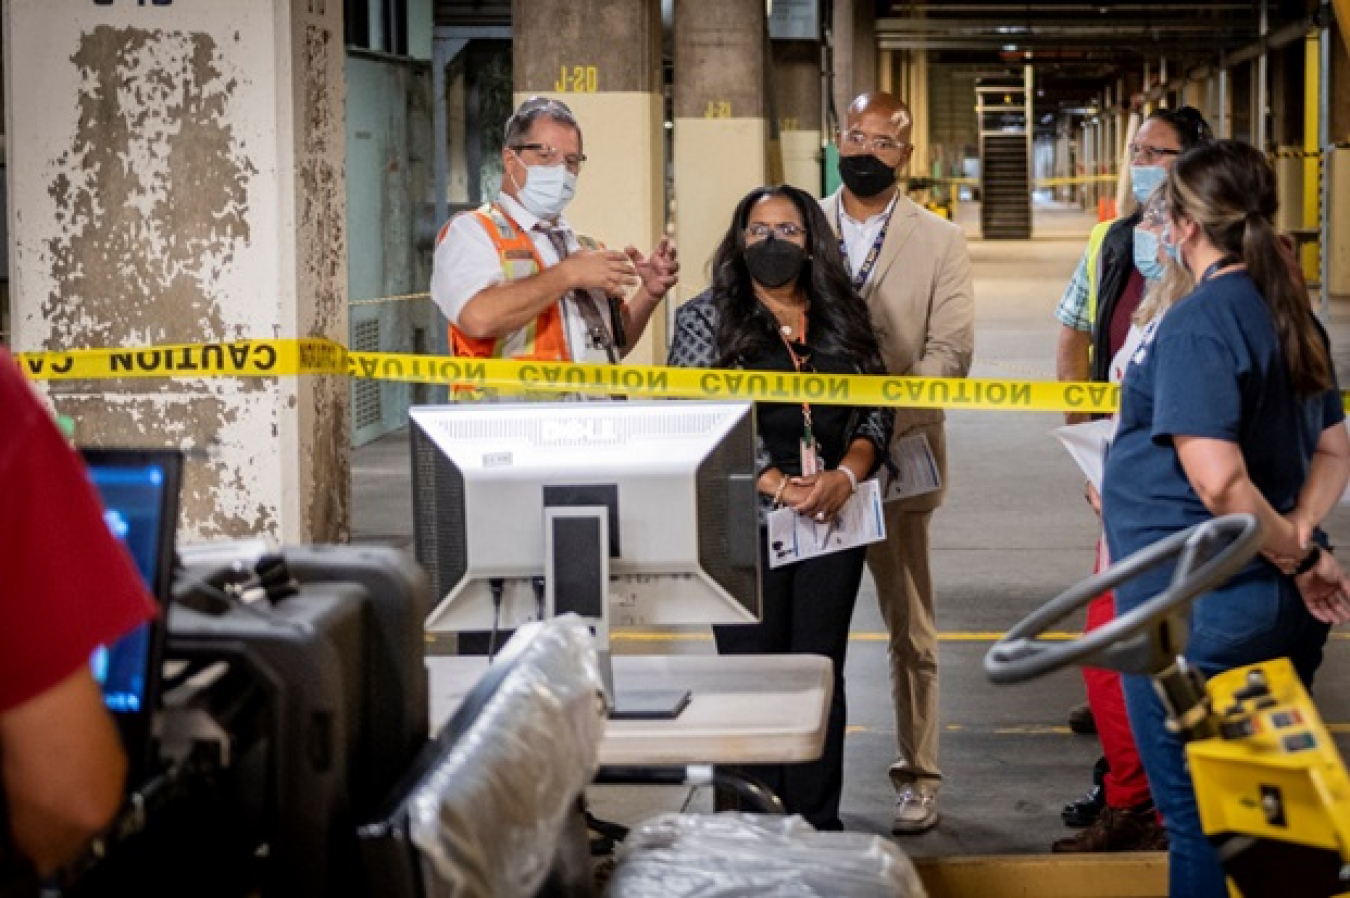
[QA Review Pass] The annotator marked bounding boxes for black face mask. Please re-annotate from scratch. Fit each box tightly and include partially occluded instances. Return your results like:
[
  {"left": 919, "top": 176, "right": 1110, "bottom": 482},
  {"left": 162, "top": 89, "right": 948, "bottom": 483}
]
[
  {"left": 744, "top": 238, "right": 806, "bottom": 289},
  {"left": 838, "top": 154, "right": 897, "bottom": 198}
]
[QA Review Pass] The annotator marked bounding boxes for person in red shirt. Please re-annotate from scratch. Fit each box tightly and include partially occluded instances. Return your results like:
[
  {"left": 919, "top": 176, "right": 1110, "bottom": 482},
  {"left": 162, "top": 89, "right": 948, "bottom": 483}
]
[{"left": 0, "top": 350, "right": 156, "bottom": 877}]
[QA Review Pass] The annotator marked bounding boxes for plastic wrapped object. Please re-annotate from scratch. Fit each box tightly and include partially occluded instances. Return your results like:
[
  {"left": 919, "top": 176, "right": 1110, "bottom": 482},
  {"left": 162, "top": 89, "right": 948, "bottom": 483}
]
[
  {"left": 607, "top": 813, "right": 927, "bottom": 898},
  {"left": 408, "top": 615, "right": 608, "bottom": 898}
]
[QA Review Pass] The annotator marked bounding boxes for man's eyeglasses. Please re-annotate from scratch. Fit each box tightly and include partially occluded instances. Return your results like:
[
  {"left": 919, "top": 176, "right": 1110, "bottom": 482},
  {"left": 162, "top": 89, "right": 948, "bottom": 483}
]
[
  {"left": 840, "top": 129, "right": 908, "bottom": 155},
  {"left": 745, "top": 222, "right": 806, "bottom": 241},
  {"left": 1128, "top": 143, "right": 1181, "bottom": 164},
  {"left": 510, "top": 143, "right": 587, "bottom": 172}
]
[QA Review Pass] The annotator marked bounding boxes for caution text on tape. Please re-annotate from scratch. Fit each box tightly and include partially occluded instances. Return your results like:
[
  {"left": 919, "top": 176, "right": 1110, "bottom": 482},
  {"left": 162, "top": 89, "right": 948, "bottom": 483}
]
[{"left": 18, "top": 338, "right": 1348, "bottom": 416}]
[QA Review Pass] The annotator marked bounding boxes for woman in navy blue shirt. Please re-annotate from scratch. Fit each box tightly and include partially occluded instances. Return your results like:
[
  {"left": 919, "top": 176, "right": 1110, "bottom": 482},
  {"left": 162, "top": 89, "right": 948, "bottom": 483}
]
[{"left": 1102, "top": 140, "right": 1350, "bottom": 896}]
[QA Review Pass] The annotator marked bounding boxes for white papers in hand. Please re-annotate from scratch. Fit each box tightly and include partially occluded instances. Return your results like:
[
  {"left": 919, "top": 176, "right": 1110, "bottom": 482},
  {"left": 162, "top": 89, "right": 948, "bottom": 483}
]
[
  {"left": 766, "top": 479, "right": 887, "bottom": 569},
  {"left": 883, "top": 432, "right": 942, "bottom": 501},
  {"left": 1052, "top": 418, "right": 1117, "bottom": 493}
]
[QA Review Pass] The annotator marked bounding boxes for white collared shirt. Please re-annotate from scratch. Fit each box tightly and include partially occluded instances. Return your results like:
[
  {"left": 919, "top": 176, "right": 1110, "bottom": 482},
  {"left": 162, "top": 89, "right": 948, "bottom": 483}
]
[{"left": 838, "top": 193, "right": 898, "bottom": 288}]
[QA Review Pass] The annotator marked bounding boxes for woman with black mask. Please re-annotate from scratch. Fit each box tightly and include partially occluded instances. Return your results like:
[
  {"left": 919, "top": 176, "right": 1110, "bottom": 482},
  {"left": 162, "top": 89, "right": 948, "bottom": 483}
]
[{"left": 667, "top": 184, "right": 893, "bottom": 830}]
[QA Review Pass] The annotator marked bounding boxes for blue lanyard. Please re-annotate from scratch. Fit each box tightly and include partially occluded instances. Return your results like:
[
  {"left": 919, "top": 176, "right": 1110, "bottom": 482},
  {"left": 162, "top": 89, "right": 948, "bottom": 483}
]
[
  {"left": 1201, "top": 256, "right": 1238, "bottom": 282},
  {"left": 837, "top": 197, "right": 896, "bottom": 293}
]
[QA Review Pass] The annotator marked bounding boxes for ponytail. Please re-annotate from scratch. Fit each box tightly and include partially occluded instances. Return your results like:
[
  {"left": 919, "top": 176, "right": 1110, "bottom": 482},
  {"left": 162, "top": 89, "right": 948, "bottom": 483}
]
[
  {"left": 1170, "top": 140, "right": 1331, "bottom": 397},
  {"left": 1240, "top": 208, "right": 1330, "bottom": 395}
]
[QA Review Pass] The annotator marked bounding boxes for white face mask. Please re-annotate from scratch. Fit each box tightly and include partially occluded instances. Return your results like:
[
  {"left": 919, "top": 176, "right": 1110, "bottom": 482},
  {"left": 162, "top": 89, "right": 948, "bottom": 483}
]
[{"left": 511, "top": 154, "right": 577, "bottom": 219}]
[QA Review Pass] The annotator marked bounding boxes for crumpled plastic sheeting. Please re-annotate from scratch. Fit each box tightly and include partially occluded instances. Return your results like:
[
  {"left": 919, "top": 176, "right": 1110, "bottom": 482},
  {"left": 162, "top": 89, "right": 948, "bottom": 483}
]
[
  {"left": 607, "top": 813, "right": 927, "bottom": 898},
  {"left": 409, "top": 615, "right": 608, "bottom": 898}
]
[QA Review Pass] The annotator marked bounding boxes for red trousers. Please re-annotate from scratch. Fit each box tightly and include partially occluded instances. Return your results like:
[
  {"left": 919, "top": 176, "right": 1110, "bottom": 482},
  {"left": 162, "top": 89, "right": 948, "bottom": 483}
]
[{"left": 1083, "top": 540, "right": 1152, "bottom": 809}]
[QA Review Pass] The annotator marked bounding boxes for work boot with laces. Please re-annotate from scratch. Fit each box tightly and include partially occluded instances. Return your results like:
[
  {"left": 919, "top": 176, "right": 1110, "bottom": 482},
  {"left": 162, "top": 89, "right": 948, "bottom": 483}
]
[{"left": 1051, "top": 802, "right": 1166, "bottom": 853}]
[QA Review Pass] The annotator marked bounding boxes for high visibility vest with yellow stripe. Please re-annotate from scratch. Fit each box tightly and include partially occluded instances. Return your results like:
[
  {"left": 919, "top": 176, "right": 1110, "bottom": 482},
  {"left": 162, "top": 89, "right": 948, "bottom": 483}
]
[
  {"left": 438, "top": 204, "right": 600, "bottom": 362},
  {"left": 1083, "top": 218, "right": 1115, "bottom": 344}
]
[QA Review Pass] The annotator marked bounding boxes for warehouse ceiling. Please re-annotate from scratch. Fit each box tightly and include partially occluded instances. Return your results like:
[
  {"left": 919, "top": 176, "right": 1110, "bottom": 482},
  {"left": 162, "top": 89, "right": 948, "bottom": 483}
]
[
  {"left": 876, "top": 0, "right": 1324, "bottom": 109},
  {"left": 434, "top": 1, "right": 1327, "bottom": 113}
]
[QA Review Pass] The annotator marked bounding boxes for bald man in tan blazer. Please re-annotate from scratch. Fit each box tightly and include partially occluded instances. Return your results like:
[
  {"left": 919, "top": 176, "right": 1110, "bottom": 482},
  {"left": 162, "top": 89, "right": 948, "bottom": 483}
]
[{"left": 822, "top": 91, "right": 974, "bottom": 834}]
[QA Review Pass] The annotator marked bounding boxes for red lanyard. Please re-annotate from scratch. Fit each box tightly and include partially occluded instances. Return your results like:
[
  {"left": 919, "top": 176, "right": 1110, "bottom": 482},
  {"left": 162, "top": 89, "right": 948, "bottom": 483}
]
[{"left": 777, "top": 310, "right": 820, "bottom": 475}]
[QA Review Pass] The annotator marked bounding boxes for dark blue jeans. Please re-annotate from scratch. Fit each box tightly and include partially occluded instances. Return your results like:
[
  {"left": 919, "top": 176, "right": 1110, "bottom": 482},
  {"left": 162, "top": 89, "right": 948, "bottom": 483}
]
[{"left": 1119, "top": 572, "right": 1330, "bottom": 898}]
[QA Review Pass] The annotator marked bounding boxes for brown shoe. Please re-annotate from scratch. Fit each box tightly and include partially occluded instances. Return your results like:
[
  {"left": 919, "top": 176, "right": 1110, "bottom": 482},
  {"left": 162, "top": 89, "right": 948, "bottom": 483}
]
[{"left": 1052, "top": 804, "right": 1164, "bottom": 853}]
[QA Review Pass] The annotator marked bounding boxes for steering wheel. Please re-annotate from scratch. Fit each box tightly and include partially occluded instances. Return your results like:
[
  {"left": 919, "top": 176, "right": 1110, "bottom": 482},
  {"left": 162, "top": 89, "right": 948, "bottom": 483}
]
[{"left": 984, "top": 514, "right": 1262, "bottom": 685}]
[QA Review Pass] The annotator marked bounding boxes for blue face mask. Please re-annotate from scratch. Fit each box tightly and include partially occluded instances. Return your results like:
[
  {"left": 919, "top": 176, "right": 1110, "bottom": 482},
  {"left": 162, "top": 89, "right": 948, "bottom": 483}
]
[
  {"left": 1161, "top": 223, "right": 1184, "bottom": 267},
  {"left": 512, "top": 156, "right": 577, "bottom": 219},
  {"left": 1130, "top": 164, "right": 1166, "bottom": 207},
  {"left": 1133, "top": 227, "right": 1166, "bottom": 281}
]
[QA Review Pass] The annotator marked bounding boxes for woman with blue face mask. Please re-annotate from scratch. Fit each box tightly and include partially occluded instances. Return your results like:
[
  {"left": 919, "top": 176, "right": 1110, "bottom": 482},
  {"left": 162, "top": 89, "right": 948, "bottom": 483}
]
[
  {"left": 1103, "top": 139, "right": 1350, "bottom": 897},
  {"left": 1108, "top": 193, "right": 1193, "bottom": 386},
  {"left": 1049, "top": 105, "right": 1214, "bottom": 856}
]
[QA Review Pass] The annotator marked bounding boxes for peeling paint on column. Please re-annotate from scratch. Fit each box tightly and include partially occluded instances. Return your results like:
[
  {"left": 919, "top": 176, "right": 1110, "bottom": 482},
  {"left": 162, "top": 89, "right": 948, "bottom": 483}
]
[
  {"left": 299, "top": 22, "right": 351, "bottom": 542},
  {"left": 43, "top": 26, "right": 255, "bottom": 350},
  {"left": 59, "top": 394, "right": 277, "bottom": 538},
  {"left": 9, "top": 3, "right": 348, "bottom": 543},
  {"left": 32, "top": 24, "right": 277, "bottom": 539}
]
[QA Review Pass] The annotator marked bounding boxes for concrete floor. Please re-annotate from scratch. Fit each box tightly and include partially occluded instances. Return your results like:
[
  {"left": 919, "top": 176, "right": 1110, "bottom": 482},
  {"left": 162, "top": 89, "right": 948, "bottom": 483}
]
[{"left": 350, "top": 204, "right": 1350, "bottom": 860}]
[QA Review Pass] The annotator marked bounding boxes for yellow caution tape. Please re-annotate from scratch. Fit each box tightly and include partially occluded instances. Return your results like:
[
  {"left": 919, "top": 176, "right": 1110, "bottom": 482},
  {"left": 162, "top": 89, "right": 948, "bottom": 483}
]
[
  {"left": 14, "top": 339, "right": 348, "bottom": 380},
  {"left": 16, "top": 338, "right": 1350, "bottom": 415},
  {"left": 346, "top": 351, "right": 1124, "bottom": 413},
  {"left": 1034, "top": 174, "right": 1119, "bottom": 187}
]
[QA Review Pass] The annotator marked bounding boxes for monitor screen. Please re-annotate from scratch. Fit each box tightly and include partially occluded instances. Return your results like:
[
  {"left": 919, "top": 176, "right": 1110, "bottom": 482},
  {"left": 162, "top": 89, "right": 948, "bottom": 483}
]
[
  {"left": 410, "top": 401, "right": 761, "bottom": 634},
  {"left": 82, "top": 449, "right": 182, "bottom": 768}
]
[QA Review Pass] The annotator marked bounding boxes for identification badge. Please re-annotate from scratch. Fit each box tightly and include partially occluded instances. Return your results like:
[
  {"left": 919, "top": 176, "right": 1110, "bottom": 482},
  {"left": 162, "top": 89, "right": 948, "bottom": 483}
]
[{"left": 800, "top": 433, "right": 821, "bottom": 477}]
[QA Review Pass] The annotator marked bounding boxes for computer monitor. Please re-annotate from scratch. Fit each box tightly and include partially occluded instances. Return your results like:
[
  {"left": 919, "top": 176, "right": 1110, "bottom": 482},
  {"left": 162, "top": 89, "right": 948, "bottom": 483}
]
[
  {"left": 410, "top": 400, "right": 762, "bottom": 715},
  {"left": 82, "top": 448, "right": 183, "bottom": 781}
]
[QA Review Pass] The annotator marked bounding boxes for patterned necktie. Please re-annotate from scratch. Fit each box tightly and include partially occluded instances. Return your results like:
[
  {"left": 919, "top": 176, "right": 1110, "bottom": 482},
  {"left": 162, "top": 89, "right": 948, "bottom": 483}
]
[{"left": 537, "top": 224, "right": 619, "bottom": 363}]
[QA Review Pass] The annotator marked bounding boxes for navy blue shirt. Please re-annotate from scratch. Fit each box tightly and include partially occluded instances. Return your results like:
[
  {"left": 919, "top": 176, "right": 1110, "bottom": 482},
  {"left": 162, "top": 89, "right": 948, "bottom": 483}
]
[{"left": 1102, "top": 270, "right": 1343, "bottom": 606}]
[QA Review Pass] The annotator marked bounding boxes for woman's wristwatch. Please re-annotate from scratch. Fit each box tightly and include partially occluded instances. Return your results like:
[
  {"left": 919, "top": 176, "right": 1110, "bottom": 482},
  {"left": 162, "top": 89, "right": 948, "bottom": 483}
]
[{"left": 1294, "top": 544, "right": 1323, "bottom": 576}]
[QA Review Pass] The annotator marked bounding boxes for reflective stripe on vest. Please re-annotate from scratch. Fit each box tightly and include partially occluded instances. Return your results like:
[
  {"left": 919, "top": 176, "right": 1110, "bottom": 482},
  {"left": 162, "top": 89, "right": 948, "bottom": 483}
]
[
  {"left": 1083, "top": 218, "right": 1116, "bottom": 365},
  {"left": 441, "top": 204, "right": 573, "bottom": 362}
]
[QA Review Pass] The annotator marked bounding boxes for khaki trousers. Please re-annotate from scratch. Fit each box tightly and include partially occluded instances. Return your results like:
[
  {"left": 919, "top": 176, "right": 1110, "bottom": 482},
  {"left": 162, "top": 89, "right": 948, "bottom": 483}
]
[{"left": 866, "top": 484, "right": 942, "bottom": 789}]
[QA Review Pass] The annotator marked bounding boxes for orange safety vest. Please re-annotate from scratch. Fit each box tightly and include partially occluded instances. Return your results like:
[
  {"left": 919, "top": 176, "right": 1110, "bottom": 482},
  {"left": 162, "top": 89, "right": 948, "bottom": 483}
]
[{"left": 439, "top": 204, "right": 601, "bottom": 362}]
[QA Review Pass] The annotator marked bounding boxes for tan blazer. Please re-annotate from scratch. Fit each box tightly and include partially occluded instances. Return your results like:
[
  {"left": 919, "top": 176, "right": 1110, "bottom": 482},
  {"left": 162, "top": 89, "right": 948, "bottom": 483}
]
[{"left": 822, "top": 190, "right": 975, "bottom": 511}]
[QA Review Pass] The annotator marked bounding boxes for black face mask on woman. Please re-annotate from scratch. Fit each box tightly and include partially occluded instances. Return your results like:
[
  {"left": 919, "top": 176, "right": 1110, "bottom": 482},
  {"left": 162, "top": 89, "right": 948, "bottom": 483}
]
[
  {"left": 744, "top": 237, "right": 806, "bottom": 289},
  {"left": 838, "top": 154, "right": 897, "bottom": 198}
]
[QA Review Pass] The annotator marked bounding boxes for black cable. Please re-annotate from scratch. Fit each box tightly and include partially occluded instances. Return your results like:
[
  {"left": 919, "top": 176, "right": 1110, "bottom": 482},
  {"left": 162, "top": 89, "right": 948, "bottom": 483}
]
[
  {"left": 487, "top": 578, "right": 505, "bottom": 662},
  {"left": 532, "top": 576, "right": 546, "bottom": 622}
]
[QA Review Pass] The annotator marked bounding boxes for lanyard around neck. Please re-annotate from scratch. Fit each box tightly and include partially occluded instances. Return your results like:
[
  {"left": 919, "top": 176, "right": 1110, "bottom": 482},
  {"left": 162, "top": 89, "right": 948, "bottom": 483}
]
[
  {"left": 1201, "top": 256, "right": 1239, "bottom": 283},
  {"left": 775, "top": 309, "right": 816, "bottom": 444},
  {"left": 837, "top": 193, "right": 897, "bottom": 293}
]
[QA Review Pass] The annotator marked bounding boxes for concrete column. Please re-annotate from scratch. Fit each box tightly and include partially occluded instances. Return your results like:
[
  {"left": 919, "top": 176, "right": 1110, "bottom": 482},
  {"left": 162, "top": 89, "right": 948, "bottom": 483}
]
[
  {"left": 1303, "top": 32, "right": 1322, "bottom": 280},
  {"left": 906, "top": 50, "right": 930, "bottom": 175},
  {"left": 1333, "top": 17, "right": 1350, "bottom": 141},
  {"left": 673, "top": 0, "right": 767, "bottom": 301},
  {"left": 512, "top": 0, "right": 665, "bottom": 363},
  {"left": 878, "top": 48, "right": 894, "bottom": 95},
  {"left": 774, "top": 41, "right": 823, "bottom": 197},
  {"left": 4, "top": 0, "right": 348, "bottom": 542},
  {"left": 832, "top": 0, "right": 878, "bottom": 125},
  {"left": 1329, "top": 15, "right": 1350, "bottom": 295}
]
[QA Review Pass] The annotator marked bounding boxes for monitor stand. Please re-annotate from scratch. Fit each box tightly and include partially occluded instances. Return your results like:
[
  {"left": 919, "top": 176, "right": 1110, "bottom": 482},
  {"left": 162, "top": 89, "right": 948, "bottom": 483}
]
[{"left": 543, "top": 505, "right": 691, "bottom": 720}]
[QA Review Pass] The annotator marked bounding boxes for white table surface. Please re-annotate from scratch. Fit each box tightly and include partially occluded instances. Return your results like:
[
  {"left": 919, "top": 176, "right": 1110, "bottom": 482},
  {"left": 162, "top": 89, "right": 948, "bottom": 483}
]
[{"left": 427, "top": 652, "right": 833, "bottom": 766}]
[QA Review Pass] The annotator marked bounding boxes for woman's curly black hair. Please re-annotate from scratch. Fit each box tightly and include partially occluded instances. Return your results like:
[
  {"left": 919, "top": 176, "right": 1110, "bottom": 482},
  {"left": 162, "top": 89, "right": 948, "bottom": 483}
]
[{"left": 707, "top": 184, "right": 886, "bottom": 375}]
